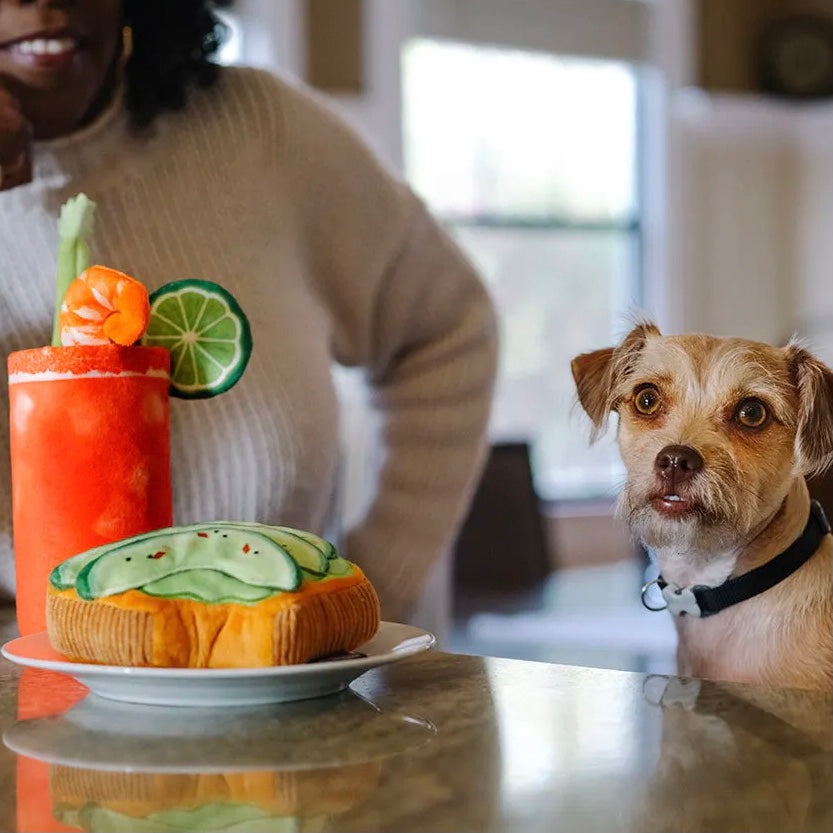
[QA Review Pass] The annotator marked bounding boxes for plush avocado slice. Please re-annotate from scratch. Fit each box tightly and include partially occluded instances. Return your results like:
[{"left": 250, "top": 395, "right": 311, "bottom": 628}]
[
  {"left": 49, "top": 545, "right": 108, "bottom": 590},
  {"left": 278, "top": 526, "right": 337, "bottom": 560},
  {"left": 140, "top": 569, "right": 277, "bottom": 604},
  {"left": 75, "top": 526, "right": 301, "bottom": 601},
  {"left": 208, "top": 522, "right": 333, "bottom": 574},
  {"left": 261, "top": 528, "right": 329, "bottom": 575},
  {"left": 325, "top": 556, "right": 355, "bottom": 577},
  {"left": 215, "top": 522, "right": 336, "bottom": 566},
  {"left": 49, "top": 530, "right": 164, "bottom": 590}
]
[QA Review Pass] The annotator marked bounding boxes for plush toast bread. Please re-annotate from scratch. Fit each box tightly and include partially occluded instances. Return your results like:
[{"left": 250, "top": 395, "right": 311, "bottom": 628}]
[{"left": 46, "top": 522, "right": 380, "bottom": 668}]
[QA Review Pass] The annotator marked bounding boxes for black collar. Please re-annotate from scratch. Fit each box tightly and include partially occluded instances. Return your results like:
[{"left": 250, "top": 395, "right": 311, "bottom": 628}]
[{"left": 642, "top": 500, "right": 831, "bottom": 618}]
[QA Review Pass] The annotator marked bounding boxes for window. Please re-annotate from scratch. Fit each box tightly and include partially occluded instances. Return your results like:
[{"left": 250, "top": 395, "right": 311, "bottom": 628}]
[
  {"left": 402, "top": 39, "right": 641, "bottom": 500},
  {"left": 216, "top": 9, "right": 244, "bottom": 66}
]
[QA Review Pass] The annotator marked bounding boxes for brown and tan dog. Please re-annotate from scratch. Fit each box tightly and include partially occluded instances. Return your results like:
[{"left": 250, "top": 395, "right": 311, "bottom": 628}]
[{"left": 572, "top": 323, "right": 833, "bottom": 690}]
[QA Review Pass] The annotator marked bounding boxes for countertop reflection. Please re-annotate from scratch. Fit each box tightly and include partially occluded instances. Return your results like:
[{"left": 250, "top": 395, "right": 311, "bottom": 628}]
[{"left": 0, "top": 608, "right": 830, "bottom": 832}]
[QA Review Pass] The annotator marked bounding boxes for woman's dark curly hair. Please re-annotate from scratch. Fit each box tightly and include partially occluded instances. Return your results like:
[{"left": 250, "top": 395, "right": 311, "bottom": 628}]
[{"left": 122, "top": 0, "right": 233, "bottom": 127}]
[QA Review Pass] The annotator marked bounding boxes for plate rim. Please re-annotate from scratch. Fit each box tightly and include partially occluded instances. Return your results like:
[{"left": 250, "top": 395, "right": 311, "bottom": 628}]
[{"left": 0, "top": 621, "right": 435, "bottom": 679}]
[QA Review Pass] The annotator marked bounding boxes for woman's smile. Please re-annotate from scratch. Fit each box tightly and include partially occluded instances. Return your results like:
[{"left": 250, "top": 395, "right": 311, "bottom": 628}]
[
  {"left": 0, "top": 27, "right": 82, "bottom": 77},
  {"left": 0, "top": 0, "right": 120, "bottom": 138}
]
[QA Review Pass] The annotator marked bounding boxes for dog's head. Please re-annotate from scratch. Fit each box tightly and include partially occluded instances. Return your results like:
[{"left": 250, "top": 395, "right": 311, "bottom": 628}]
[{"left": 571, "top": 323, "right": 833, "bottom": 553}]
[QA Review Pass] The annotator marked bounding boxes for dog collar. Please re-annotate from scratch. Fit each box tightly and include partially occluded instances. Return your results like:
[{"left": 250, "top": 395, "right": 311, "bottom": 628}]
[{"left": 641, "top": 500, "right": 831, "bottom": 618}]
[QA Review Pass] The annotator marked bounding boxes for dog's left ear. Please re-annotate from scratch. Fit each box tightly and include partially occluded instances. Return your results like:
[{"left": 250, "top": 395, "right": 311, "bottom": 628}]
[{"left": 786, "top": 343, "right": 833, "bottom": 476}]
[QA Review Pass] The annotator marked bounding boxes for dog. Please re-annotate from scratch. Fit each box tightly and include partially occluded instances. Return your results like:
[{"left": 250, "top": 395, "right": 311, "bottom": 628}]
[{"left": 571, "top": 322, "right": 833, "bottom": 690}]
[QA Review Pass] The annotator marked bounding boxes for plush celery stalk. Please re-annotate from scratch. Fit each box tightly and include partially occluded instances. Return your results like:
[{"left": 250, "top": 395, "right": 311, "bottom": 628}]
[{"left": 52, "top": 194, "right": 97, "bottom": 346}]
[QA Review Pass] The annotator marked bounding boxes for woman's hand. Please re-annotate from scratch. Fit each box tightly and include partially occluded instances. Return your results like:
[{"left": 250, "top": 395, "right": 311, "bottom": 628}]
[{"left": 0, "top": 84, "right": 32, "bottom": 191}]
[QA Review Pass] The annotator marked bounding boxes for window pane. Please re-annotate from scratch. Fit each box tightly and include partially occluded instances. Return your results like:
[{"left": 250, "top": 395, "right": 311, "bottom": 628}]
[
  {"left": 402, "top": 39, "right": 638, "bottom": 223},
  {"left": 402, "top": 39, "right": 641, "bottom": 500},
  {"left": 216, "top": 11, "right": 243, "bottom": 65},
  {"left": 450, "top": 226, "right": 638, "bottom": 500}
]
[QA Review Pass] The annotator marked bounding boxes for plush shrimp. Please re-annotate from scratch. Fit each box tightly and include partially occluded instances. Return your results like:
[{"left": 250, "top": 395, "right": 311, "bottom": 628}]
[{"left": 59, "top": 265, "right": 150, "bottom": 346}]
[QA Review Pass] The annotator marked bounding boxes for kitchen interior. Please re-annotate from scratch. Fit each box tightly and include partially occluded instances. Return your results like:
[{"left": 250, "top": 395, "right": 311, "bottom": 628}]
[
  {"left": 0, "top": 4, "right": 831, "bottom": 832},
  {"left": 223, "top": 0, "right": 833, "bottom": 673}
]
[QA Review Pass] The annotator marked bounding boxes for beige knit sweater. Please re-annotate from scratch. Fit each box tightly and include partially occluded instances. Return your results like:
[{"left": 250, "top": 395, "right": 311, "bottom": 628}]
[{"left": 0, "top": 67, "right": 498, "bottom": 625}]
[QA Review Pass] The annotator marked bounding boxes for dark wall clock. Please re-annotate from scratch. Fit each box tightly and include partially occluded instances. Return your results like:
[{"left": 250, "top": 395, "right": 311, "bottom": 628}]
[{"left": 756, "top": 14, "right": 833, "bottom": 99}]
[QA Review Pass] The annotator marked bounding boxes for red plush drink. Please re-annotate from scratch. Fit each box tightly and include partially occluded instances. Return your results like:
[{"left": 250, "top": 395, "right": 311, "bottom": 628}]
[{"left": 8, "top": 345, "right": 172, "bottom": 636}]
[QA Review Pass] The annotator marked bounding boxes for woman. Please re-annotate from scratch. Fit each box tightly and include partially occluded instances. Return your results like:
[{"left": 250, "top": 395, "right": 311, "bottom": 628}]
[{"left": 0, "top": 0, "right": 497, "bottom": 631}]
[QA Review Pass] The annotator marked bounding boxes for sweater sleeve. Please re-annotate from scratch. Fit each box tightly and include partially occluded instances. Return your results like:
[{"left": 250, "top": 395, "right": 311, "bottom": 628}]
[{"left": 278, "top": 78, "right": 499, "bottom": 622}]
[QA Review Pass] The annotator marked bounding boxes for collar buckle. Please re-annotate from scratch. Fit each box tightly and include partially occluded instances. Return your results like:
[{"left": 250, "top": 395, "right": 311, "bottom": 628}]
[{"left": 661, "top": 584, "right": 703, "bottom": 617}]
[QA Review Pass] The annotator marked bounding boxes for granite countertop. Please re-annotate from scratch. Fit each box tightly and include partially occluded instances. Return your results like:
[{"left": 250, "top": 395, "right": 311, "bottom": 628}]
[{"left": 0, "top": 607, "right": 830, "bottom": 833}]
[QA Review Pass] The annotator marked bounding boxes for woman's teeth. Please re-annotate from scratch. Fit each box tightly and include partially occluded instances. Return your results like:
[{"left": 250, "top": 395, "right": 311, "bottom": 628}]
[{"left": 15, "top": 38, "right": 76, "bottom": 56}]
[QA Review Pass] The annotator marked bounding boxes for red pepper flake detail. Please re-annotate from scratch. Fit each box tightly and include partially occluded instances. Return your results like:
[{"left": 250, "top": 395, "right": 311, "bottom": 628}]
[
  {"left": 243, "top": 544, "right": 251, "bottom": 554},
  {"left": 149, "top": 551, "right": 166, "bottom": 560},
  {"left": 197, "top": 532, "right": 209, "bottom": 538}
]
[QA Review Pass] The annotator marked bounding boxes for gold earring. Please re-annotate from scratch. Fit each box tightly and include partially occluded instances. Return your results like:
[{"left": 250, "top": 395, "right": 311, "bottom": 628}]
[{"left": 122, "top": 25, "right": 134, "bottom": 62}]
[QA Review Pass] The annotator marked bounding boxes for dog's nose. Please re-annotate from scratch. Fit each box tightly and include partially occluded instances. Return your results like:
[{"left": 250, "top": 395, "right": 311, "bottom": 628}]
[{"left": 654, "top": 445, "right": 703, "bottom": 483}]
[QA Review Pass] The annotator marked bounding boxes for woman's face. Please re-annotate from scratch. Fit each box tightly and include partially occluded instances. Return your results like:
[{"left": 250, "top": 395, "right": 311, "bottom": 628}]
[{"left": 0, "top": 0, "right": 122, "bottom": 139}]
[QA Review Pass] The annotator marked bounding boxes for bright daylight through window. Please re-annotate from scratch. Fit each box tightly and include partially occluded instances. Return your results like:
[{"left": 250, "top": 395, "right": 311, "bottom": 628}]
[{"left": 402, "top": 39, "right": 642, "bottom": 501}]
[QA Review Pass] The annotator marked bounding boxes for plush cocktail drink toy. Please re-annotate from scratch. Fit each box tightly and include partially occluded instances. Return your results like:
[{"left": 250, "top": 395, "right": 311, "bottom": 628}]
[{"left": 8, "top": 195, "right": 252, "bottom": 636}]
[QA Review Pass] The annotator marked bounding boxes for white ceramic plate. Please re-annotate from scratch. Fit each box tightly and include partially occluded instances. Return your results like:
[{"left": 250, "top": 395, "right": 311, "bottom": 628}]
[{"left": 1, "top": 621, "right": 435, "bottom": 707}]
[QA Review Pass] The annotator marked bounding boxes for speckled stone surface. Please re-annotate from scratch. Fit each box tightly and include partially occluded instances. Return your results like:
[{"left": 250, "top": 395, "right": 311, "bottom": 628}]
[{"left": 0, "top": 606, "right": 829, "bottom": 832}]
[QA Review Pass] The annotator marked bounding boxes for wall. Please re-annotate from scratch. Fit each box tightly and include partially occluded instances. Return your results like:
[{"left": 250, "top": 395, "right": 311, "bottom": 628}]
[
  {"left": 670, "top": 82, "right": 833, "bottom": 346},
  {"left": 794, "top": 126, "right": 833, "bottom": 361}
]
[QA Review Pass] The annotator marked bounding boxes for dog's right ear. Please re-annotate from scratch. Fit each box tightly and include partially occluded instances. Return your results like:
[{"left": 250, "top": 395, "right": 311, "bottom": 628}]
[
  {"left": 571, "top": 321, "right": 660, "bottom": 439},
  {"left": 571, "top": 347, "right": 615, "bottom": 436}
]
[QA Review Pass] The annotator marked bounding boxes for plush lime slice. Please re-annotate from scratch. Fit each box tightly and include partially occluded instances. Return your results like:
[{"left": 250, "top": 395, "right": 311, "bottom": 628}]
[{"left": 143, "top": 279, "right": 252, "bottom": 399}]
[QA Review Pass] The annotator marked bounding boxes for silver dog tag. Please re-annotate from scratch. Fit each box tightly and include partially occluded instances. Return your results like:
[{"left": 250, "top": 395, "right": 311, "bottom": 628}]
[{"left": 661, "top": 585, "right": 702, "bottom": 617}]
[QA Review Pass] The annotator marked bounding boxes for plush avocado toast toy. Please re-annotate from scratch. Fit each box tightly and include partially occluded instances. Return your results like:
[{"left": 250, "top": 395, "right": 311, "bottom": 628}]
[{"left": 46, "top": 523, "right": 380, "bottom": 668}]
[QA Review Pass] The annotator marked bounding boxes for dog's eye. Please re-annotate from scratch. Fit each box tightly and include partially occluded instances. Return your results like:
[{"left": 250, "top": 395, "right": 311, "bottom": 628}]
[
  {"left": 633, "top": 385, "right": 661, "bottom": 416},
  {"left": 735, "top": 399, "right": 768, "bottom": 428}
]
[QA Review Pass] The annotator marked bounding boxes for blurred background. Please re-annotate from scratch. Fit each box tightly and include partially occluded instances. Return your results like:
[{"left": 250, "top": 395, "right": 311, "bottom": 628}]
[{"left": 219, "top": 0, "right": 833, "bottom": 674}]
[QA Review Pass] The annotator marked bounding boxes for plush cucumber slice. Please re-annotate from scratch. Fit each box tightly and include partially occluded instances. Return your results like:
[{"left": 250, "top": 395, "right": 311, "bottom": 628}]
[
  {"left": 76, "top": 526, "right": 301, "bottom": 600},
  {"left": 143, "top": 279, "right": 252, "bottom": 400},
  {"left": 140, "top": 569, "right": 276, "bottom": 604}
]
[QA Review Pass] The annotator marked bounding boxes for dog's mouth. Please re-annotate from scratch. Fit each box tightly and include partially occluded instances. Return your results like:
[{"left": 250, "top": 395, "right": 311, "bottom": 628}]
[{"left": 650, "top": 492, "right": 698, "bottom": 518}]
